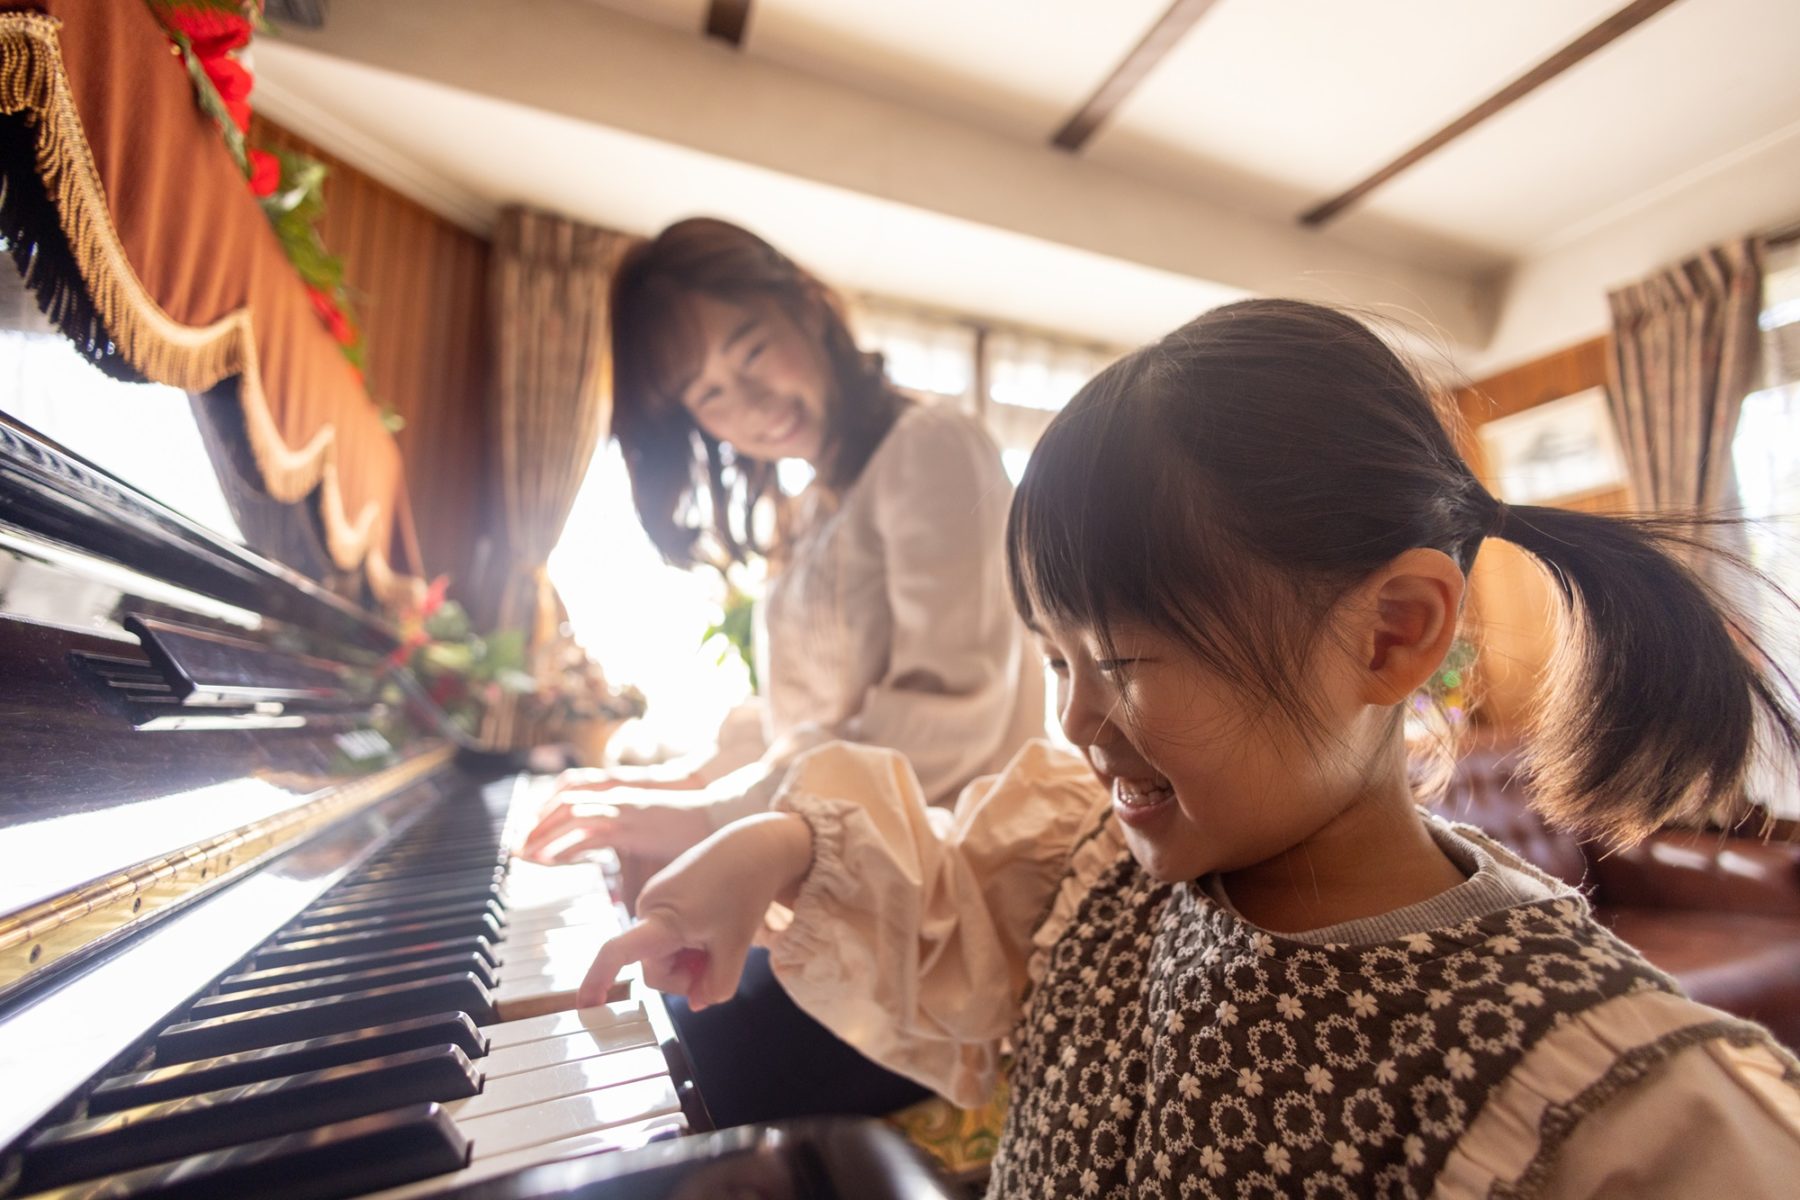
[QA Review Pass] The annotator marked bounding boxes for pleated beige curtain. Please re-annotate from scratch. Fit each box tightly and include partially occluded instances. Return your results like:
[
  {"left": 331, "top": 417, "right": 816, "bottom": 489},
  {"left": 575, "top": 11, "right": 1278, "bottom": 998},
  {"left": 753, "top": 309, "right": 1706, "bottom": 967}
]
[
  {"left": 484, "top": 207, "right": 629, "bottom": 745},
  {"left": 1605, "top": 239, "right": 1765, "bottom": 576}
]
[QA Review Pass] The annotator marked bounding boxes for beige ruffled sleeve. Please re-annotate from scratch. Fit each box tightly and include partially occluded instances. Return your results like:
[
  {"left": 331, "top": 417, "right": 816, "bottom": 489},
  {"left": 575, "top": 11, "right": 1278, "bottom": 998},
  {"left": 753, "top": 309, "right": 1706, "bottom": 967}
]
[
  {"left": 1435, "top": 989, "right": 1800, "bottom": 1198},
  {"left": 764, "top": 738, "right": 1111, "bottom": 1108}
]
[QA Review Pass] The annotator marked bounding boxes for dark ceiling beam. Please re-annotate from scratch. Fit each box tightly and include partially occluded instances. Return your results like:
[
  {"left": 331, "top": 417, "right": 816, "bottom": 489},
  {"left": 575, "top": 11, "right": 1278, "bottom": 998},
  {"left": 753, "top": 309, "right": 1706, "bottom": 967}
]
[
  {"left": 1051, "top": 0, "right": 1224, "bottom": 153},
  {"left": 1300, "top": 0, "right": 1684, "bottom": 228},
  {"left": 704, "top": 0, "right": 752, "bottom": 48}
]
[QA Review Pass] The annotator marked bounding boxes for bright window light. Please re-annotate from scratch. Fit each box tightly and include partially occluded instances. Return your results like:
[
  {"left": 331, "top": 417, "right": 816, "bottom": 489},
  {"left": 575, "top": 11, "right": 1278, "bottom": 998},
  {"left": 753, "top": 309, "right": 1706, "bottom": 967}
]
[
  {"left": 549, "top": 442, "right": 753, "bottom": 763},
  {"left": 0, "top": 331, "right": 241, "bottom": 542}
]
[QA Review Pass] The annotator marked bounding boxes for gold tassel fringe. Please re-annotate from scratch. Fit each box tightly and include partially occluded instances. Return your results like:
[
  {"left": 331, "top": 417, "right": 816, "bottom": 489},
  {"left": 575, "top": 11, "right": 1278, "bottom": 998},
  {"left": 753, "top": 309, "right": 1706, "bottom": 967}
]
[{"left": 0, "top": 13, "right": 403, "bottom": 589}]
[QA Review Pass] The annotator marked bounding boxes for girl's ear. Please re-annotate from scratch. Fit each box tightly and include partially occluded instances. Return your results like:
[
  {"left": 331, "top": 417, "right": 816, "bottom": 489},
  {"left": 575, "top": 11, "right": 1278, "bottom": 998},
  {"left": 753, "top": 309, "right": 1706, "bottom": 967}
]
[{"left": 1353, "top": 548, "right": 1464, "bottom": 707}]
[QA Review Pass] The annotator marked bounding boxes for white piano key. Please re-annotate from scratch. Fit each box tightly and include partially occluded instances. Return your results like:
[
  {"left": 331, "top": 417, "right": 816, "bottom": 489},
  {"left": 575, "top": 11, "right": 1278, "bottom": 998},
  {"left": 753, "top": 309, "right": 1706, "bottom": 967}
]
[
  {"left": 483, "top": 1021, "right": 658, "bottom": 1078},
  {"left": 461, "top": 1075, "right": 682, "bottom": 1159},
  {"left": 503, "top": 895, "right": 616, "bottom": 932},
  {"left": 496, "top": 937, "right": 609, "bottom": 982},
  {"left": 482, "top": 1002, "right": 643, "bottom": 1051},
  {"left": 499, "top": 919, "right": 617, "bottom": 952},
  {"left": 448, "top": 1044, "right": 670, "bottom": 1121},
  {"left": 497, "top": 871, "right": 605, "bottom": 913},
  {"left": 359, "top": 1114, "right": 683, "bottom": 1200}
]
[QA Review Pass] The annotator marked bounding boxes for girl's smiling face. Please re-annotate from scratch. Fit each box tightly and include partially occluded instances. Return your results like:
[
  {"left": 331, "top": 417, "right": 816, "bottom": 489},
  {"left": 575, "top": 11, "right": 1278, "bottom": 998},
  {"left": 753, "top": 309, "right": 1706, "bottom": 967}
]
[
  {"left": 1037, "top": 612, "right": 1378, "bottom": 885},
  {"left": 674, "top": 291, "right": 832, "bottom": 466}
]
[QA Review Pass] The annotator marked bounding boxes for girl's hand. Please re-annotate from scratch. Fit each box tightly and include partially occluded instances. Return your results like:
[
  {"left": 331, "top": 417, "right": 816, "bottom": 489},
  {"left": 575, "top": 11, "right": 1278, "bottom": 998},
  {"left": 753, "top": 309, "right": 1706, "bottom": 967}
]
[
  {"left": 577, "top": 813, "right": 814, "bottom": 1009},
  {"left": 517, "top": 789, "right": 714, "bottom": 864}
]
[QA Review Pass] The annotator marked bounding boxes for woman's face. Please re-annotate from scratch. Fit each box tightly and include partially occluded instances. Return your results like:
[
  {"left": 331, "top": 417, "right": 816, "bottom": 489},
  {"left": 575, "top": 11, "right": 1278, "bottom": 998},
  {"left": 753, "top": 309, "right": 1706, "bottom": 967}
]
[{"left": 673, "top": 291, "right": 833, "bottom": 466}]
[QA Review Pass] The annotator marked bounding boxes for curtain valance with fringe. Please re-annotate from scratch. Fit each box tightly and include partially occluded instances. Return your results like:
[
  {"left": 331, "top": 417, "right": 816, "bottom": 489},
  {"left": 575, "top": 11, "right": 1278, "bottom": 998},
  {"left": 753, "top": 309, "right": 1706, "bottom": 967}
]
[{"left": 0, "top": 2, "right": 420, "bottom": 604}]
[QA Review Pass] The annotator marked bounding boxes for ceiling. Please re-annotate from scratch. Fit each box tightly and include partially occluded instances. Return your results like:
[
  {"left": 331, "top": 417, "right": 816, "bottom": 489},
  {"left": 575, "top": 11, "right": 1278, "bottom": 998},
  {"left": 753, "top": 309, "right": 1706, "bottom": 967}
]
[{"left": 255, "top": 0, "right": 1800, "bottom": 373}]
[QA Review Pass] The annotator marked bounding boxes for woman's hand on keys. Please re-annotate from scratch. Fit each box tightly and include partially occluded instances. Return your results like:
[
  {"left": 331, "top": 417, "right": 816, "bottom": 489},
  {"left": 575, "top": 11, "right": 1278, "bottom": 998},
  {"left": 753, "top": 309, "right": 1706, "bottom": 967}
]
[
  {"left": 578, "top": 812, "right": 815, "bottom": 1010},
  {"left": 518, "top": 788, "right": 715, "bottom": 864}
]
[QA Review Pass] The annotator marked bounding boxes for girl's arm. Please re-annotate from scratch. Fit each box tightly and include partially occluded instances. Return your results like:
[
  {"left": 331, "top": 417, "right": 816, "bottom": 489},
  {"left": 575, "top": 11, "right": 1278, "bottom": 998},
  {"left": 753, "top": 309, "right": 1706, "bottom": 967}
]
[{"left": 583, "top": 739, "right": 1109, "bottom": 1108}]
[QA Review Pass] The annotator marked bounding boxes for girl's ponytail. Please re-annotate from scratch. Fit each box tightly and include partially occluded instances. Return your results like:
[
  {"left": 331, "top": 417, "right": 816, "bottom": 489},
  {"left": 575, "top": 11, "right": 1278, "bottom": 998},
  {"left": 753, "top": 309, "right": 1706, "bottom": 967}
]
[
  {"left": 1490, "top": 501, "right": 1800, "bottom": 843},
  {"left": 1005, "top": 298, "right": 1797, "bottom": 849}
]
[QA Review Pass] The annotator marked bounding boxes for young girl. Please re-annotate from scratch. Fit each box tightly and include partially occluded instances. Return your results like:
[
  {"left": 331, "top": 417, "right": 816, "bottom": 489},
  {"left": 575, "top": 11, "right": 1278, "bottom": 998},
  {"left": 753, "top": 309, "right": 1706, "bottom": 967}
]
[{"left": 581, "top": 300, "right": 1800, "bottom": 1196}]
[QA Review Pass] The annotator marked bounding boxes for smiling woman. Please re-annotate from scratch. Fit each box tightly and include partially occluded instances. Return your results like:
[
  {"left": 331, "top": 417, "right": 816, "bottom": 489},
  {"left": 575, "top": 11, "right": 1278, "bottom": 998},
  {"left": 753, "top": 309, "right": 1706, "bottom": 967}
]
[{"left": 523, "top": 217, "right": 1048, "bottom": 1128}]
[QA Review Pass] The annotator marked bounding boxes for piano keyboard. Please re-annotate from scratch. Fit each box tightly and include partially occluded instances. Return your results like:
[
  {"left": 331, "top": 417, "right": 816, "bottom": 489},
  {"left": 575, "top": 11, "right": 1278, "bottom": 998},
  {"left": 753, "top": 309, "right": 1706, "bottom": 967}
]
[{"left": 11, "top": 775, "right": 705, "bottom": 1200}]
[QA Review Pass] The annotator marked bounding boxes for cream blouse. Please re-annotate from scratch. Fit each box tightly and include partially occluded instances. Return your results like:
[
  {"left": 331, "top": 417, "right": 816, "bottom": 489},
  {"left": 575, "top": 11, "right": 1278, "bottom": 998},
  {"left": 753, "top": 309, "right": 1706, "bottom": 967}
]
[
  {"left": 703, "top": 402, "right": 1044, "bottom": 825},
  {"left": 761, "top": 740, "right": 1800, "bottom": 1199}
]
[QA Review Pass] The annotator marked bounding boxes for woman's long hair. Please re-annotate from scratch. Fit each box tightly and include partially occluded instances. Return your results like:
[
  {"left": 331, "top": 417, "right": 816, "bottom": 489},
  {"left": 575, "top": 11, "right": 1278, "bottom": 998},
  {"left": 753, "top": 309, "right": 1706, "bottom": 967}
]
[{"left": 610, "top": 218, "right": 906, "bottom": 569}]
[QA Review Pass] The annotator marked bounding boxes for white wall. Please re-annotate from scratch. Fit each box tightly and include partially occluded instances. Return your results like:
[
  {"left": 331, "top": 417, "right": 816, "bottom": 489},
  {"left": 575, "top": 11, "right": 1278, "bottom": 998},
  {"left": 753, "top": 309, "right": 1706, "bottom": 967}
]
[{"left": 1468, "top": 114, "right": 1800, "bottom": 379}]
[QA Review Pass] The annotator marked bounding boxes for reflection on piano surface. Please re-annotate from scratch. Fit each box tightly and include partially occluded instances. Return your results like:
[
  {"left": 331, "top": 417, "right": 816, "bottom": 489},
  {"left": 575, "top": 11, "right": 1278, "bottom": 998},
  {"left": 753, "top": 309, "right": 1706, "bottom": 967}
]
[{"left": 0, "top": 411, "right": 958, "bottom": 1198}]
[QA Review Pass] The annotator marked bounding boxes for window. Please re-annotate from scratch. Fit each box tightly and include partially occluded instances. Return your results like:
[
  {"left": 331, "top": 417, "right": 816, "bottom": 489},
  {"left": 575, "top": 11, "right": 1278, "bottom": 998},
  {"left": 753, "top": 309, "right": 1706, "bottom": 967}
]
[
  {"left": 985, "top": 329, "right": 1120, "bottom": 484},
  {"left": 548, "top": 442, "right": 755, "bottom": 765},
  {"left": 845, "top": 299, "right": 978, "bottom": 411},
  {"left": 1734, "top": 240, "right": 1800, "bottom": 818}
]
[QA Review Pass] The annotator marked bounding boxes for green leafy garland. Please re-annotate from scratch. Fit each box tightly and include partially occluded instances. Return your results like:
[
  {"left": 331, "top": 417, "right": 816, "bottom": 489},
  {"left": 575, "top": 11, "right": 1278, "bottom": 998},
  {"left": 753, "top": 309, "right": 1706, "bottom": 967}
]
[{"left": 144, "top": 0, "right": 402, "bottom": 430}]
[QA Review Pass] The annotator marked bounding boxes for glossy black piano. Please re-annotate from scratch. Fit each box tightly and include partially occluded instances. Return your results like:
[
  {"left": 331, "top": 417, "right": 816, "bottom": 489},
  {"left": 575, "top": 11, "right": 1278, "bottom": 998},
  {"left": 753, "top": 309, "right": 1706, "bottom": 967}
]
[{"left": 0, "top": 400, "right": 957, "bottom": 1196}]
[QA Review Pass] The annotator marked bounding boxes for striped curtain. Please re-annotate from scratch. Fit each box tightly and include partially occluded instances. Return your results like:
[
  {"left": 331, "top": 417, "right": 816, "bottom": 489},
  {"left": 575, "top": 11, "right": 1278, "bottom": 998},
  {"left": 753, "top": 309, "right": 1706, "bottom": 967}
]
[
  {"left": 484, "top": 208, "right": 627, "bottom": 745},
  {"left": 1605, "top": 239, "right": 1764, "bottom": 563}
]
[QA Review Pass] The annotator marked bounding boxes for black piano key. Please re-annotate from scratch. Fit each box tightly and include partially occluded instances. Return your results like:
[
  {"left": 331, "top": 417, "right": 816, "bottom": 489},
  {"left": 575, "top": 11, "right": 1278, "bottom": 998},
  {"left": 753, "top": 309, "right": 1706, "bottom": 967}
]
[
  {"left": 27, "top": 1103, "right": 469, "bottom": 1200},
  {"left": 318, "top": 867, "right": 505, "bottom": 905},
  {"left": 367, "top": 842, "right": 503, "bottom": 863},
  {"left": 338, "top": 862, "right": 505, "bottom": 890},
  {"left": 21, "top": 1048, "right": 480, "bottom": 1190},
  {"left": 91, "top": 1014, "right": 488, "bottom": 1113},
  {"left": 277, "top": 898, "right": 505, "bottom": 940},
  {"left": 349, "top": 855, "right": 504, "bottom": 879},
  {"left": 217, "top": 937, "right": 500, "bottom": 992},
  {"left": 188, "top": 953, "right": 499, "bottom": 1018},
  {"left": 252, "top": 914, "right": 502, "bottom": 967},
  {"left": 157, "top": 973, "right": 496, "bottom": 1061},
  {"left": 297, "top": 883, "right": 504, "bottom": 924}
]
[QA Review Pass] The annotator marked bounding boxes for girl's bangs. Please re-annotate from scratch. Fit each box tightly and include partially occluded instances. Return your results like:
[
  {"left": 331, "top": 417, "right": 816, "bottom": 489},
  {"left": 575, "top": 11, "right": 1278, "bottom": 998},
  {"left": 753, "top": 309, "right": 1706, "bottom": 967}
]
[{"left": 1008, "top": 355, "right": 1168, "bottom": 637}]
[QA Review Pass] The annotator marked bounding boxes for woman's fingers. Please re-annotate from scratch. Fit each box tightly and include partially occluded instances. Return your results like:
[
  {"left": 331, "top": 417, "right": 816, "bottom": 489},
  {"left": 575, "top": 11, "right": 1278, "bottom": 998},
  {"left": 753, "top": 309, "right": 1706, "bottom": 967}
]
[{"left": 519, "top": 805, "right": 618, "bottom": 862}]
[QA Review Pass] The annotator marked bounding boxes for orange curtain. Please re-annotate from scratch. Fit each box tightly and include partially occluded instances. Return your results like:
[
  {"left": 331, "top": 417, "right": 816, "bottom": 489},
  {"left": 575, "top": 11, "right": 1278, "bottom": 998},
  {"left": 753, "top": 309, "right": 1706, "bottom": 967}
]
[
  {"left": 0, "top": 1, "right": 419, "bottom": 601},
  {"left": 251, "top": 117, "right": 491, "bottom": 594}
]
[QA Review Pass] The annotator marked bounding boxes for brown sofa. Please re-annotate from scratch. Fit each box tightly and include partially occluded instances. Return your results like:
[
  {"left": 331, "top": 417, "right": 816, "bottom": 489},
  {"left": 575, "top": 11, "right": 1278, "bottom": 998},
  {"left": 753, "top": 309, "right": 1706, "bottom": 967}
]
[{"left": 1437, "top": 740, "right": 1800, "bottom": 1049}]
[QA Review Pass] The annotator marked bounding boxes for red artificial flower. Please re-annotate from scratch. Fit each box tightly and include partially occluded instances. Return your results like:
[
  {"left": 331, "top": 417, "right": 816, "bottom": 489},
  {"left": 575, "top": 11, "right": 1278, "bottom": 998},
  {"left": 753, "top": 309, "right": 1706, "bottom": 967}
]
[
  {"left": 200, "top": 53, "right": 254, "bottom": 131},
  {"left": 305, "top": 285, "right": 357, "bottom": 346},
  {"left": 247, "top": 148, "right": 280, "bottom": 197},
  {"left": 165, "top": 8, "right": 252, "bottom": 60},
  {"left": 421, "top": 575, "right": 451, "bottom": 620}
]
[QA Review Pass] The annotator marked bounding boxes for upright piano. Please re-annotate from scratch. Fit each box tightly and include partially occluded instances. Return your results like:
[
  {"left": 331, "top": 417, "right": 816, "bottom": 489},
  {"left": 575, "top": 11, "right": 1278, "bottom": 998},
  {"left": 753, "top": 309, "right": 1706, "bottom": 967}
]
[{"left": 0, "top": 412, "right": 956, "bottom": 1198}]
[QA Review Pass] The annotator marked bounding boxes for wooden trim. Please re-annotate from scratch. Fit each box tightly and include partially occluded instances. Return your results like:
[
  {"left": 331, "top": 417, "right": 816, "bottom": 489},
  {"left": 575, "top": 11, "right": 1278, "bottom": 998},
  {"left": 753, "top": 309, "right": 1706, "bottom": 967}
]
[
  {"left": 704, "top": 0, "right": 752, "bottom": 48},
  {"left": 1300, "top": 0, "right": 1684, "bottom": 227},
  {"left": 1051, "top": 0, "right": 1223, "bottom": 152}
]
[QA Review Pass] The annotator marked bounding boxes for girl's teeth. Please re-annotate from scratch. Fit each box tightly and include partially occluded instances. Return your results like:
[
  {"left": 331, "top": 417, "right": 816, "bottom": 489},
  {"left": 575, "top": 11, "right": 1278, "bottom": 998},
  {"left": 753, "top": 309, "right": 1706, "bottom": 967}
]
[{"left": 1115, "top": 779, "right": 1173, "bottom": 807}]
